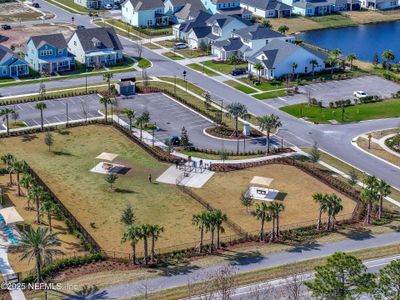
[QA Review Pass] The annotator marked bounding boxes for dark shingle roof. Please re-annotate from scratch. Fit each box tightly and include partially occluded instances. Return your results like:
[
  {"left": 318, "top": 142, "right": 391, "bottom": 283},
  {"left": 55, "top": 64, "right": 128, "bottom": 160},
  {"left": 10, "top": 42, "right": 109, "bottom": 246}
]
[
  {"left": 123, "top": 0, "right": 163, "bottom": 10},
  {"left": 73, "top": 27, "right": 123, "bottom": 52},
  {"left": 233, "top": 24, "right": 284, "bottom": 40},
  {"left": 241, "top": 0, "right": 292, "bottom": 10},
  {"left": 175, "top": 1, "right": 208, "bottom": 20},
  {"left": 0, "top": 44, "right": 14, "bottom": 65},
  {"left": 191, "top": 26, "right": 212, "bottom": 38},
  {"left": 206, "top": 13, "right": 250, "bottom": 28},
  {"left": 213, "top": 37, "right": 248, "bottom": 51},
  {"left": 30, "top": 33, "right": 68, "bottom": 50},
  {"left": 178, "top": 10, "right": 212, "bottom": 33}
]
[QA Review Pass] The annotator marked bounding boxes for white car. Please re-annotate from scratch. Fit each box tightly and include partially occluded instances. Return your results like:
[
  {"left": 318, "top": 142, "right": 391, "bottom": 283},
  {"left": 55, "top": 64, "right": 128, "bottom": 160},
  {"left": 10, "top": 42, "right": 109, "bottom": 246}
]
[
  {"left": 174, "top": 42, "right": 188, "bottom": 49},
  {"left": 104, "top": 4, "right": 113, "bottom": 9},
  {"left": 353, "top": 91, "right": 368, "bottom": 98}
]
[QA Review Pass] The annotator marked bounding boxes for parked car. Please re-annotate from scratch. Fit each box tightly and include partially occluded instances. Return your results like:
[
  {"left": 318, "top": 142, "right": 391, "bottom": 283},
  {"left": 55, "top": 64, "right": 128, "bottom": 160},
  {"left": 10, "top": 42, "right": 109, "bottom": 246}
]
[
  {"left": 169, "top": 136, "right": 181, "bottom": 146},
  {"left": 89, "top": 12, "right": 99, "bottom": 17},
  {"left": 230, "top": 68, "right": 246, "bottom": 76},
  {"left": 353, "top": 91, "right": 368, "bottom": 98},
  {"left": 104, "top": 4, "right": 113, "bottom": 9},
  {"left": 174, "top": 43, "right": 188, "bottom": 50},
  {"left": 32, "top": 2, "right": 40, "bottom": 8},
  {"left": 1, "top": 24, "right": 11, "bottom": 30},
  {"left": 77, "top": 25, "right": 85, "bottom": 30}
]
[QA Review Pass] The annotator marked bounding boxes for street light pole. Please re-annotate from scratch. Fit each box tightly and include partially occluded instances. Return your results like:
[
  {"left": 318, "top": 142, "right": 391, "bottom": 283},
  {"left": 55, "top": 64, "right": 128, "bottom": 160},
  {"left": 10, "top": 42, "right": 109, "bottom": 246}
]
[
  {"left": 183, "top": 70, "right": 187, "bottom": 92},
  {"left": 66, "top": 102, "right": 69, "bottom": 127},
  {"left": 152, "top": 122, "right": 156, "bottom": 147}
]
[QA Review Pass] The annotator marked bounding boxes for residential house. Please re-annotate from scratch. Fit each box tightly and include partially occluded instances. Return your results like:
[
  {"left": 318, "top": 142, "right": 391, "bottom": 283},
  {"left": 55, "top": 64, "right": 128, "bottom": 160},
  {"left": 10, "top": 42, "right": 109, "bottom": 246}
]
[
  {"left": 173, "top": 10, "right": 212, "bottom": 40},
  {"left": 288, "top": 0, "right": 336, "bottom": 16},
  {"left": 165, "top": 0, "right": 208, "bottom": 23},
  {"left": 247, "top": 39, "right": 327, "bottom": 79},
  {"left": 212, "top": 24, "right": 294, "bottom": 59},
  {"left": 67, "top": 27, "right": 123, "bottom": 67},
  {"left": 74, "top": 0, "right": 113, "bottom": 10},
  {"left": 121, "top": 0, "right": 169, "bottom": 27},
  {"left": 360, "top": 0, "right": 398, "bottom": 9},
  {"left": 201, "top": 0, "right": 253, "bottom": 19},
  {"left": 0, "top": 45, "right": 29, "bottom": 78},
  {"left": 240, "top": 0, "right": 292, "bottom": 18},
  {"left": 26, "top": 33, "right": 74, "bottom": 74}
]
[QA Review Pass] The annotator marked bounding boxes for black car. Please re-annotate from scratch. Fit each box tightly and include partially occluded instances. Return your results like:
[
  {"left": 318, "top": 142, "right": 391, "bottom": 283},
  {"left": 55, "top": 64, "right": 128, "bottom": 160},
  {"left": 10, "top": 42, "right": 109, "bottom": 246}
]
[
  {"left": 169, "top": 136, "right": 181, "bottom": 146},
  {"left": 32, "top": 3, "right": 40, "bottom": 8},
  {"left": 230, "top": 67, "right": 247, "bottom": 76},
  {"left": 77, "top": 25, "right": 85, "bottom": 30},
  {"left": 1, "top": 24, "right": 11, "bottom": 30}
]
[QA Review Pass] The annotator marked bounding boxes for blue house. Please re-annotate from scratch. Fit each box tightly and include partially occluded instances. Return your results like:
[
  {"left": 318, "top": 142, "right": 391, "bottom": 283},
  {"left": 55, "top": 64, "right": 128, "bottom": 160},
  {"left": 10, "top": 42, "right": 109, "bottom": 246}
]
[
  {"left": 0, "top": 45, "right": 29, "bottom": 78},
  {"left": 26, "top": 33, "right": 74, "bottom": 74},
  {"left": 201, "top": 0, "right": 241, "bottom": 13}
]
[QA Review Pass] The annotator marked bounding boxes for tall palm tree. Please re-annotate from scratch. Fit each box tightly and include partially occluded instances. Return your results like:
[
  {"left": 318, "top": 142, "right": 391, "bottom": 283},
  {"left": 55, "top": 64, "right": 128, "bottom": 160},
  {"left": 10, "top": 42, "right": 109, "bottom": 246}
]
[
  {"left": 140, "top": 224, "right": 152, "bottom": 264},
  {"left": 20, "top": 173, "right": 36, "bottom": 197},
  {"left": 99, "top": 96, "right": 112, "bottom": 123},
  {"left": 326, "top": 194, "right": 343, "bottom": 231},
  {"left": 331, "top": 48, "right": 342, "bottom": 59},
  {"left": 291, "top": 62, "right": 298, "bottom": 78},
  {"left": 347, "top": 53, "right": 357, "bottom": 71},
  {"left": 376, "top": 179, "right": 391, "bottom": 220},
  {"left": 123, "top": 108, "right": 135, "bottom": 132},
  {"left": 255, "top": 202, "right": 271, "bottom": 242},
  {"left": 257, "top": 114, "right": 282, "bottom": 154},
  {"left": 0, "top": 107, "right": 15, "bottom": 135},
  {"left": 103, "top": 72, "right": 114, "bottom": 97},
  {"left": 40, "top": 198, "right": 58, "bottom": 232},
  {"left": 13, "top": 227, "right": 63, "bottom": 282},
  {"left": 362, "top": 176, "right": 379, "bottom": 225},
  {"left": 121, "top": 225, "right": 141, "bottom": 265},
  {"left": 35, "top": 102, "right": 47, "bottom": 131},
  {"left": 309, "top": 59, "right": 319, "bottom": 78},
  {"left": 192, "top": 212, "right": 208, "bottom": 252},
  {"left": 327, "top": 56, "right": 338, "bottom": 75},
  {"left": 28, "top": 184, "right": 46, "bottom": 224},
  {"left": 212, "top": 209, "right": 227, "bottom": 249},
  {"left": 253, "top": 62, "right": 264, "bottom": 81},
  {"left": 226, "top": 102, "right": 249, "bottom": 137},
  {"left": 205, "top": 211, "right": 217, "bottom": 253},
  {"left": 313, "top": 193, "right": 328, "bottom": 231},
  {"left": 12, "top": 160, "right": 26, "bottom": 197},
  {"left": 382, "top": 50, "right": 395, "bottom": 70},
  {"left": 1, "top": 153, "right": 15, "bottom": 185},
  {"left": 268, "top": 202, "right": 285, "bottom": 241},
  {"left": 136, "top": 111, "right": 150, "bottom": 141},
  {"left": 149, "top": 224, "right": 164, "bottom": 262}
]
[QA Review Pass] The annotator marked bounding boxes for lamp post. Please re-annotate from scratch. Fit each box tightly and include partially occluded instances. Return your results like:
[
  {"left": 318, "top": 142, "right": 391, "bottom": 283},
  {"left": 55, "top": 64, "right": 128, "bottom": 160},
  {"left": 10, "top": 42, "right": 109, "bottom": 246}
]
[
  {"left": 66, "top": 102, "right": 69, "bottom": 127},
  {"left": 152, "top": 122, "right": 156, "bottom": 147},
  {"left": 183, "top": 70, "right": 187, "bottom": 91},
  {"left": 174, "top": 75, "right": 177, "bottom": 96}
]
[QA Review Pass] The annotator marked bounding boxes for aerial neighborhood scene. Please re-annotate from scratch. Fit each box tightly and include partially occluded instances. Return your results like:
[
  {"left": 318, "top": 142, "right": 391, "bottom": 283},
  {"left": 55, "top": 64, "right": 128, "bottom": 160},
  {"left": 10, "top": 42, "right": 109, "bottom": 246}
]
[{"left": 1, "top": 0, "right": 400, "bottom": 298}]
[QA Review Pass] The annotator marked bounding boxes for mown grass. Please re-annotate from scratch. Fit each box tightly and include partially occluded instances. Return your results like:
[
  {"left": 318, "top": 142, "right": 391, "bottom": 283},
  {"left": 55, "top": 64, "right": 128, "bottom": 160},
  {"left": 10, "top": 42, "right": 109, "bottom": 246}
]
[
  {"left": 163, "top": 51, "right": 184, "bottom": 60},
  {"left": 187, "top": 63, "right": 219, "bottom": 76},
  {"left": 202, "top": 60, "right": 248, "bottom": 75},
  {"left": 45, "top": 0, "right": 88, "bottom": 13},
  {"left": 239, "top": 77, "right": 284, "bottom": 91},
  {"left": 253, "top": 90, "right": 287, "bottom": 100},
  {"left": 224, "top": 80, "right": 257, "bottom": 94}
]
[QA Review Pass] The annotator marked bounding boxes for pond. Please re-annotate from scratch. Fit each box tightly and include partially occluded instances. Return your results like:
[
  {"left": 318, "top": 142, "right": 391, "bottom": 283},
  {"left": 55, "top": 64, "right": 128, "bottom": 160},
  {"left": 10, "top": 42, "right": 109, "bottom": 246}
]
[{"left": 296, "top": 21, "right": 400, "bottom": 62}]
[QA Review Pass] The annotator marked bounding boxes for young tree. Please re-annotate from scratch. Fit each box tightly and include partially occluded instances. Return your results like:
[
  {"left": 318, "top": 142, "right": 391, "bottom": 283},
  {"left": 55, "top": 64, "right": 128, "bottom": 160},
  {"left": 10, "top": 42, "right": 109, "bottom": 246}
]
[
  {"left": 240, "top": 190, "right": 253, "bottom": 214},
  {"left": 375, "top": 259, "right": 400, "bottom": 300},
  {"left": 220, "top": 150, "right": 229, "bottom": 168},
  {"left": 291, "top": 62, "right": 298, "bottom": 78},
  {"left": 120, "top": 205, "right": 136, "bottom": 226},
  {"left": 123, "top": 108, "right": 135, "bottom": 132},
  {"left": 198, "top": 40, "right": 208, "bottom": 52},
  {"left": 140, "top": 224, "right": 152, "bottom": 264},
  {"left": 255, "top": 202, "right": 272, "bottom": 242},
  {"left": 226, "top": 102, "right": 249, "bottom": 137},
  {"left": 149, "top": 224, "right": 164, "bottom": 262},
  {"left": 228, "top": 55, "right": 240, "bottom": 69},
  {"left": 0, "top": 107, "right": 15, "bottom": 135},
  {"left": 20, "top": 173, "right": 36, "bottom": 200},
  {"left": 326, "top": 194, "right": 343, "bottom": 231},
  {"left": 348, "top": 169, "right": 358, "bottom": 186},
  {"left": 372, "top": 52, "right": 380, "bottom": 66},
  {"left": 1, "top": 153, "right": 15, "bottom": 185},
  {"left": 376, "top": 179, "right": 391, "bottom": 220},
  {"left": 105, "top": 173, "right": 118, "bottom": 191},
  {"left": 136, "top": 111, "right": 150, "bottom": 141},
  {"left": 347, "top": 53, "right": 357, "bottom": 71},
  {"left": 12, "top": 227, "right": 63, "bottom": 283},
  {"left": 327, "top": 56, "right": 338, "bottom": 74},
  {"left": 35, "top": 102, "right": 47, "bottom": 131},
  {"left": 309, "top": 59, "right": 319, "bottom": 78},
  {"left": 309, "top": 142, "right": 320, "bottom": 164},
  {"left": 44, "top": 131, "right": 54, "bottom": 152},
  {"left": 257, "top": 114, "right": 282, "bottom": 154},
  {"left": 278, "top": 25, "right": 289, "bottom": 35},
  {"left": 313, "top": 193, "right": 328, "bottom": 231},
  {"left": 192, "top": 211, "right": 208, "bottom": 252},
  {"left": 261, "top": 19, "right": 272, "bottom": 28},
  {"left": 382, "top": 50, "right": 395, "bottom": 70},
  {"left": 203, "top": 91, "right": 211, "bottom": 110},
  {"left": 99, "top": 96, "right": 112, "bottom": 123},
  {"left": 103, "top": 72, "right": 114, "bottom": 97},
  {"left": 180, "top": 126, "right": 189, "bottom": 149},
  {"left": 28, "top": 184, "right": 47, "bottom": 224},
  {"left": 268, "top": 202, "right": 285, "bottom": 241},
  {"left": 121, "top": 225, "right": 141, "bottom": 265},
  {"left": 11, "top": 108, "right": 19, "bottom": 125},
  {"left": 362, "top": 175, "right": 379, "bottom": 225},
  {"left": 135, "top": 39, "right": 143, "bottom": 58},
  {"left": 305, "top": 252, "right": 376, "bottom": 299},
  {"left": 212, "top": 209, "right": 227, "bottom": 249},
  {"left": 39, "top": 82, "right": 46, "bottom": 100}
]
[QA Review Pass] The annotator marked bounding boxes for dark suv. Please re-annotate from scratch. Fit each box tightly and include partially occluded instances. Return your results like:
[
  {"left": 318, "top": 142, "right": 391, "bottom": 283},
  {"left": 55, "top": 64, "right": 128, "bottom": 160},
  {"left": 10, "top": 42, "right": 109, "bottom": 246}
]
[
  {"left": 230, "top": 67, "right": 246, "bottom": 76},
  {"left": 1, "top": 24, "right": 11, "bottom": 30}
]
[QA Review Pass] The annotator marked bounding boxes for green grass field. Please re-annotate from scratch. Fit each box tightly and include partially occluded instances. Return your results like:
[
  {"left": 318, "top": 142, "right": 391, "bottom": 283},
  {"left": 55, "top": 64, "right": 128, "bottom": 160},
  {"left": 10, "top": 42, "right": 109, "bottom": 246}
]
[
  {"left": 253, "top": 90, "right": 287, "bottom": 100},
  {"left": 202, "top": 60, "right": 248, "bottom": 74},
  {"left": 307, "top": 14, "right": 355, "bottom": 27},
  {"left": 187, "top": 63, "right": 219, "bottom": 76},
  {"left": 224, "top": 80, "right": 257, "bottom": 94},
  {"left": 163, "top": 52, "right": 184, "bottom": 60},
  {"left": 281, "top": 99, "right": 400, "bottom": 123},
  {"left": 46, "top": 0, "right": 88, "bottom": 13},
  {"left": 239, "top": 78, "right": 284, "bottom": 91}
]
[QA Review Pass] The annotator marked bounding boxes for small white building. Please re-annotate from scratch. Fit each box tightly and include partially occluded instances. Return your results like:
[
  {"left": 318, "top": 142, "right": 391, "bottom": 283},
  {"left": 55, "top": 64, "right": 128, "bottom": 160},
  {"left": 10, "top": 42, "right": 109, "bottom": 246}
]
[
  {"left": 240, "top": 0, "right": 292, "bottom": 18},
  {"left": 247, "top": 39, "right": 328, "bottom": 80},
  {"left": 360, "top": 0, "right": 398, "bottom": 9},
  {"left": 74, "top": 0, "right": 113, "bottom": 9},
  {"left": 121, "top": 0, "right": 169, "bottom": 27}
]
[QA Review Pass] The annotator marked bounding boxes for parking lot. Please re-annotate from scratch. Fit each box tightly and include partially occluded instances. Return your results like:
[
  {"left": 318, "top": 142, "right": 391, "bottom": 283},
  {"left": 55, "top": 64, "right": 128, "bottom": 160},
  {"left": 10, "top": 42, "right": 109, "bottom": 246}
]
[{"left": 266, "top": 75, "right": 400, "bottom": 108}]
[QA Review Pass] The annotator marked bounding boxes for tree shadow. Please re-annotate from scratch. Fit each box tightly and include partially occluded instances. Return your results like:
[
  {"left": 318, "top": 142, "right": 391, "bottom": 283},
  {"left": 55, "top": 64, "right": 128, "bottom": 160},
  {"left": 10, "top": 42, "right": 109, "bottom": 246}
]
[
  {"left": 221, "top": 250, "right": 264, "bottom": 266},
  {"left": 53, "top": 150, "right": 73, "bottom": 156},
  {"left": 156, "top": 261, "right": 201, "bottom": 277},
  {"left": 275, "top": 192, "right": 287, "bottom": 201},
  {"left": 53, "top": 284, "right": 111, "bottom": 299},
  {"left": 287, "top": 240, "right": 321, "bottom": 253},
  {"left": 338, "top": 227, "right": 374, "bottom": 241},
  {"left": 21, "top": 134, "right": 38, "bottom": 142},
  {"left": 57, "top": 130, "right": 70, "bottom": 135},
  {"left": 115, "top": 188, "right": 136, "bottom": 194}
]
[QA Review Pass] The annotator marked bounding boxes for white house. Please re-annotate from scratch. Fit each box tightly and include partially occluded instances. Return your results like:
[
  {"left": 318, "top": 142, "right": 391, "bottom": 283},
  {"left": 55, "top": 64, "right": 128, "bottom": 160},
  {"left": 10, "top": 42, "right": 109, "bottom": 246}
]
[
  {"left": 247, "top": 39, "right": 328, "bottom": 80},
  {"left": 68, "top": 27, "right": 123, "bottom": 67},
  {"left": 240, "top": 0, "right": 292, "bottom": 18},
  {"left": 360, "top": 0, "right": 398, "bottom": 9},
  {"left": 74, "top": 0, "right": 113, "bottom": 9},
  {"left": 212, "top": 24, "right": 294, "bottom": 60},
  {"left": 121, "top": 0, "right": 169, "bottom": 27},
  {"left": 173, "top": 10, "right": 212, "bottom": 40}
]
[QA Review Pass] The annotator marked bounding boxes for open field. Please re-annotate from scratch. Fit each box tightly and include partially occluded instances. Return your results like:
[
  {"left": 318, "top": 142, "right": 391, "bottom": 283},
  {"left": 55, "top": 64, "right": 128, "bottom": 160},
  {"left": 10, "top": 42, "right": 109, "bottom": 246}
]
[
  {"left": 343, "top": 9, "right": 400, "bottom": 24},
  {"left": 0, "top": 126, "right": 221, "bottom": 254},
  {"left": 0, "top": 2, "right": 43, "bottom": 22},
  {"left": 281, "top": 99, "right": 400, "bottom": 123},
  {"left": 0, "top": 175, "right": 85, "bottom": 275},
  {"left": 192, "top": 164, "right": 356, "bottom": 233}
]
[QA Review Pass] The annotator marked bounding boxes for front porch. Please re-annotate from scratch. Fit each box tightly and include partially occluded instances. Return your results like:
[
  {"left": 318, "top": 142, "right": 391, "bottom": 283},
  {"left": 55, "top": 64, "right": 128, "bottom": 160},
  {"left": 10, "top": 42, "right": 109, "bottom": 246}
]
[
  {"left": 85, "top": 51, "right": 120, "bottom": 67},
  {"left": 155, "top": 15, "right": 170, "bottom": 27},
  {"left": 38, "top": 58, "right": 73, "bottom": 74},
  {"left": 9, "top": 64, "right": 29, "bottom": 77}
]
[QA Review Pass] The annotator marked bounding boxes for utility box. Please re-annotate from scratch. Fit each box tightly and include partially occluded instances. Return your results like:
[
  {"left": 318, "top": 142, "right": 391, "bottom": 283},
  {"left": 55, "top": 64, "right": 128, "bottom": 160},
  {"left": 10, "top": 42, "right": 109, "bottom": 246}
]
[
  {"left": 243, "top": 122, "right": 250, "bottom": 137},
  {"left": 115, "top": 80, "right": 136, "bottom": 96}
]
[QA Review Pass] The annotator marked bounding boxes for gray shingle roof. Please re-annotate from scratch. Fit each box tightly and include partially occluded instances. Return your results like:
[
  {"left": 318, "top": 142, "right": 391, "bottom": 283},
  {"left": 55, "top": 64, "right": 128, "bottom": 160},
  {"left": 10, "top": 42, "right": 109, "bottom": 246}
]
[
  {"left": 233, "top": 24, "right": 284, "bottom": 40},
  {"left": 213, "top": 37, "right": 248, "bottom": 51},
  {"left": 30, "top": 33, "right": 68, "bottom": 50},
  {"left": 73, "top": 27, "right": 123, "bottom": 52},
  {"left": 123, "top": 0, "right": 163, "bottom": 10},
  {"left": 178, "top": 10, "right": 212, "bottom": 32},
  {"left": 0, "top": 44, "right": 14, "bottom": 65},
  {"left": 206, "top": 13, "right": 250, "bottom": 28},
  {"left": 240, "top": 0, "right": 292, "bottom": 10},
  {"left": 293, "top": 0, "right": 335, "bottom": 8},
  {"left": 175, "top": 0, "right": 208, "bottom": 20}
]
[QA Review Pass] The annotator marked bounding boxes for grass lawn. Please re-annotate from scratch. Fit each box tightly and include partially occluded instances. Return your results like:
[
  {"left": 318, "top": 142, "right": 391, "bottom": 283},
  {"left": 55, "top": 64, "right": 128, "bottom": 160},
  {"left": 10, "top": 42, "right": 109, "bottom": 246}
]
[
  {"left": 101, "top": 19, "right": 171, "bottom": 38},
  {"left": 239, "top": 77, "right": 284, "bottom": 91},
  {"left": 7, "top": 121, "right": 27, "bottom": 129},
  {"left": 0, "top": 126, "right": 220, "bottom": 254},
  {"left": 281, "top": 99, "right": 400, "bottom": 123},
  {"left": 224, "top": 80, "right": 257, "bottom": 94},
  {"left": 0, "top": 175, "right": 86, "bottom": 275},
  {"left": 187, "top": 63, "right": 219, "bottom": 76},
  {"left": 156, "top": 39, "right": 178, "bottom": 48},
  {"left": 176, "top": 49, "right": 209, "bottom": 59},
  {"left": 163, "top": 52, "right": 184, "bottom": 60},
  {"left": 357, "top": 137, "right": 400, "bottom": 167},
  {"left": 144, "top": 43, "right": 161, "bottom": 49},
  {"left": 46, "top": 0, "right": 88, "bottom": 13},
  {"left": 106, "top": 57, "right": 136, "bottom": 71},
  {"left": 253, "top": 90, "right": 287, "bottom": 100},
  {"left": 137, "top": 57, "right": 151, "bottom": 69},
  {"left": 192, "top": 164, "right": 356, "bottom": 234},
  {"left": 343, "top": 9, "right": 400, "bottom": 24},
  {"left": 308, "top": 14, "right": 355, "bottom": 27},
  {"left": 202, "top": 60, "right": 248, "bottom": 75}
]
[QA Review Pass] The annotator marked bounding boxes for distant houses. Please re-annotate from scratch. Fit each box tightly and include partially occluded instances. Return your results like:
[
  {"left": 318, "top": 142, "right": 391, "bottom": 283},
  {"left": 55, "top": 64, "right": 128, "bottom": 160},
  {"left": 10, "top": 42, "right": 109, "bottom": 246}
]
[
  {"left": 360, "top": 0, "right": 398, "bottom": 9},
  {"left": 240, "top": 0, "right": 292, "bottom": 18},
  {"left": 0, "top": 45, "right": 29, "bottom": 78},
  {"left": 74, "top": 0, "right": 114, "bottom": 10},
  {"left": 121, "top": 0, "right": 169, "bottom": 27}
]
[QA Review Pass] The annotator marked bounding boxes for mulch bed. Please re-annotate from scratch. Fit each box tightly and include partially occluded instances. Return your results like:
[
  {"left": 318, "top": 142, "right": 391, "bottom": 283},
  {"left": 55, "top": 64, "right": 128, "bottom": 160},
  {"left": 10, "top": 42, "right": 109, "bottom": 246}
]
[{"left": 205, "top": 126, "right": 263, "bottom": 140}]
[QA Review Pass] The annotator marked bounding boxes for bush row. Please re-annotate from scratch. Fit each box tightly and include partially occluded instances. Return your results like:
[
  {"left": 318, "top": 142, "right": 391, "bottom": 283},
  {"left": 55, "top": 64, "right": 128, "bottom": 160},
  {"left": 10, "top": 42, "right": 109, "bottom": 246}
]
[{"left": 190, "top": 146, "right": 266, "bottom": 156}]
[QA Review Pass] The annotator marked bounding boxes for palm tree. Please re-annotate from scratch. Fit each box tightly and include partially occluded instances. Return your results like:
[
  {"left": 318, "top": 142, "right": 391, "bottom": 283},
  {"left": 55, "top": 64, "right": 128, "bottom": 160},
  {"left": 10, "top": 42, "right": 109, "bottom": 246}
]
[
  {"left": 291, "top": 62, "right": 298, "bottom": 78},
  {"left": 28, "top": 184, "right": 46, "bottom": 224},
  {"left": 103, "top": 72, "right": 114, "bottom": 97},
  {"left": 205, "top": 211, "right": 217, "bottom": 253},
  {"left": 1, "top": 153, "right": 15, "bottom": 185},
  {"left": 382, "top": 50, "right": 395, "bottom": 70},
  {"left": 212, "top": 209, "right": 227, "bottom": 249},
  {"left": 313, "top": 193, "right": 328, "bottom": 231},
  {"left": 0, "top": 107, "right": 15, "bottom": 135},
  {"left": 268, "top": 202, "right": 285, "bottom": 241},
  {"left": 347, "top": 53, "right": 357, "bottom": 71},
  {"left": 257, "top": 114, "right": 282, "bottom": 154},
  {"left": 376, "top": 179, "right": 391, "bottom": 220},
  {"left": 149, "top": 224, "right": 164, "bottom": 262},
  {"left": 278, "top": 25, "right": 289, "bottom": 35},
  {"left": 326, "top": 194, "right": 343, "bottom": 230},
  {"left": 40, "top": 198, "right": 58, "bottom": 232},
  {"left": 136, "top": 111, "right": 150, "bottom": 141},
  {"left": 99, "top": 96, "right": 112, "bottom": 123},
  {"left": 327, "top": 56, "right": 338, "bottom": 75},
  {"left": 331, "top": 48, "right": 342, "bottom": 59},
  {"left": 362, "top": 176, "right": 379, "bottom": 225},
  {"left": 121, "top": 225, "right": 141, "bottom": 264},
  {"left": 255, "top": 202, "right": 271, "bottom": 242},
  {"left": 309, "top": 59, "right": 319, "bottom": 78},
  {"left": 253, "top": 62, "right": 264, "bottom": 81},
  {"left": 123, "top": 108, "right": 135, "bottom": 132},
  {"left": 12, "top": 160, "right": 26, "bottom": 197},
  {"left": 226, "top": 102, "right": 249, "bottom": 137},
  {"left": 192, "top": 212, "right": 208, "bottom": 252},
  {"left": 228, "top": 55, "right": 240, "bottom": 69},
  {"left": 13, "top": 227, "right": 63, "bottom": 282},
  {"left": 140, "top": 224, "right": 152, "bottom": 264},
  {"left": 35, "top": 102, "right": 47, "bottom": 131},
  {"left": 20, "top": 173, "right": 36, "bottom": 197}
]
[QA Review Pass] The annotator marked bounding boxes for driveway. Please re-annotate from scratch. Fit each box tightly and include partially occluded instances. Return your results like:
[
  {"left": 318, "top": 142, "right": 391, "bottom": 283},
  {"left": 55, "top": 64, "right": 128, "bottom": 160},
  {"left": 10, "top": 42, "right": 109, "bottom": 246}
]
[{"left": 266, "top": 75, "right": 400, "bottom": 108}]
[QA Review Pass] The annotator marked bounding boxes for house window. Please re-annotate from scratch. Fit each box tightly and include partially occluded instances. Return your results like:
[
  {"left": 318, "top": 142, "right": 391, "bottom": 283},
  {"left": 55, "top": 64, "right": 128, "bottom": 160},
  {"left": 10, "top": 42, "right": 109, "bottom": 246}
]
[
  {"left": 74, "top": 41, "right": 77, "bottom": 46},
  {"left": 58, "top": 49, "right": 63, "bottom": 55},
  {"left": 40, "top": 49, "right": 53, "bottom": 56}
]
